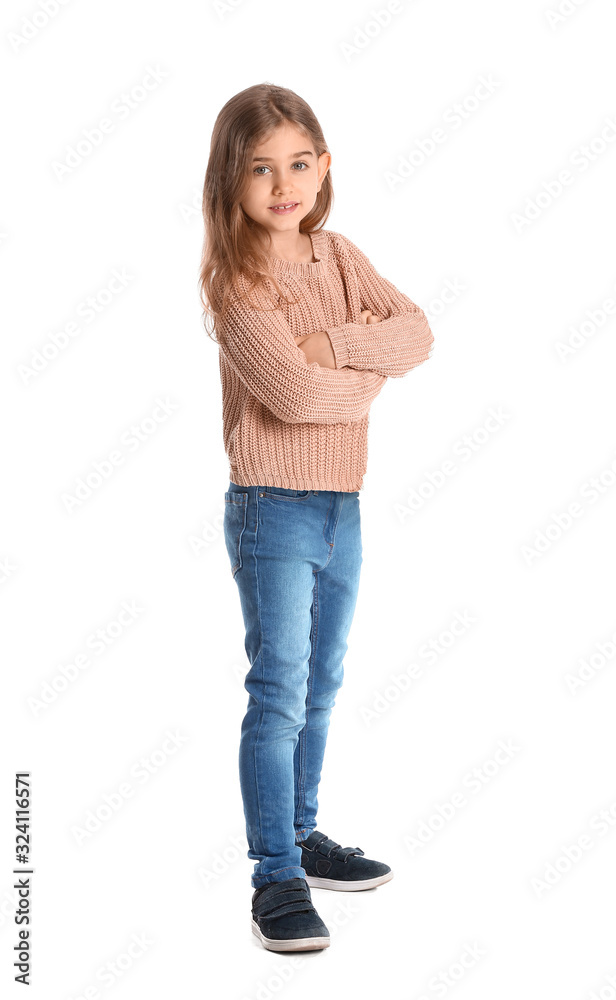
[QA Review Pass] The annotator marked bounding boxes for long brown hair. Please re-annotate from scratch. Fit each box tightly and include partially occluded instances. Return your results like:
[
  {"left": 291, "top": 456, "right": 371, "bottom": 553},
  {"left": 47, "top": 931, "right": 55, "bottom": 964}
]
[{"left": 198, "top": 83, "right": 334, "bottom": 346}]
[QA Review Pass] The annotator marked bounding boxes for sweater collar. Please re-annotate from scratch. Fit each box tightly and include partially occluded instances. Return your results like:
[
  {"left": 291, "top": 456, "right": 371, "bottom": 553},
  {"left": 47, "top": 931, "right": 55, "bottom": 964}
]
[{"left": 265, "top": 229, "right": 327, "bottom": 277}]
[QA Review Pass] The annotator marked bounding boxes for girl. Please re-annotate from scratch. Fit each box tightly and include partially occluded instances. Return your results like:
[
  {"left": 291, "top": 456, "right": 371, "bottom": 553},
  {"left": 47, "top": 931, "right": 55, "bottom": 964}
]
[{"left": 199, "top": 83, "right": 434, "bottom": 952}]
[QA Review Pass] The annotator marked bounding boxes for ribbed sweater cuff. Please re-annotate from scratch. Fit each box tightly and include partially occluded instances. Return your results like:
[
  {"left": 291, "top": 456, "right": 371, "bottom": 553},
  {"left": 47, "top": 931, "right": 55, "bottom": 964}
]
[{"left": 325, "top": 325, "right": 352, "bottom": 369}]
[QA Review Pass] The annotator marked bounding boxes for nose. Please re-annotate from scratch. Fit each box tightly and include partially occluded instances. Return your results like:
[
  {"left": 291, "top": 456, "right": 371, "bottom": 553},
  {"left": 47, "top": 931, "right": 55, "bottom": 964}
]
[{"left": 272, "top": 173, "right": 295, "bottom": 196}]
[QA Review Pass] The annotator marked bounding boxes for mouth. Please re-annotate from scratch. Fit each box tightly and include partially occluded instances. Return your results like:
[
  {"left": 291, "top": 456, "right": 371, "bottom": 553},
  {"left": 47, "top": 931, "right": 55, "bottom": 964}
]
[{"left": 268, "top": 202, "right": 299, "bottom": 214}]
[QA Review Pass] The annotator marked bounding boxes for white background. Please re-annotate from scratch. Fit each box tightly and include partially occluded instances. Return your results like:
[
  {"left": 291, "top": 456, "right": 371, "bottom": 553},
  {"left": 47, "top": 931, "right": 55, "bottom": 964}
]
[{"left": 2, "top": 0, "right": 616, "bottom": 996}]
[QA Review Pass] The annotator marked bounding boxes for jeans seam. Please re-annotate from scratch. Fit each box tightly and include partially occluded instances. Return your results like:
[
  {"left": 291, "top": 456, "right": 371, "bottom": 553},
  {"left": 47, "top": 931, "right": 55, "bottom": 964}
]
[
  {"left": 253, "top": 499, "right": 265, "bottom": 860},
  {"left": 322, "top": 490, "right": 335, "bottom": 550},
  {"left": 296, "top": 571, "right": 319, "bottom": 832},
  {"left": 260, "top": 492, "right": 311, "bottom": 502}
]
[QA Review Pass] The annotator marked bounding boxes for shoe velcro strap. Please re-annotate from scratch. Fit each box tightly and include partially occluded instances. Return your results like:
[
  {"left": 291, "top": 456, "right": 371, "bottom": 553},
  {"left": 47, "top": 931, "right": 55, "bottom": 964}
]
[
  {"left": 313, "top": 836, "right": 341, "bottom": 856},
  {"left": 253, "top": 886, "right": 315, "bottom": 919},
  {"left": 314, "top": 838, "right": 366, "bottom": 861},
  {"left": 307, "top": 835, "right": 367, "bottom": 862},
  {"left": 336, "top": 846, "right": 365, "bottom": 861},
  {"left": 255, "top": 898, "right": 316, "bottom": 920}
]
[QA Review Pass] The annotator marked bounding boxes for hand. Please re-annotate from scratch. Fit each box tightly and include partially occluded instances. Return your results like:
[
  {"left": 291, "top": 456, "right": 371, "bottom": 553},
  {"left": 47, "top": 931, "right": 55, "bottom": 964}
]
[
  {"left": 361, "top": 309, "right": 382, "bottom": 324},
  {"left": 294, "top": 331, "right": 336, "bottom": 369}
]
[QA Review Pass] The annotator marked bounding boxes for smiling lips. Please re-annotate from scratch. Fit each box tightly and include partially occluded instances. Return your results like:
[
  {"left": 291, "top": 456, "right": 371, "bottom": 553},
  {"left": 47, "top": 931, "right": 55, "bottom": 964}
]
[{"left": 269, "top": 202, "right": 298, "bottom": 214}]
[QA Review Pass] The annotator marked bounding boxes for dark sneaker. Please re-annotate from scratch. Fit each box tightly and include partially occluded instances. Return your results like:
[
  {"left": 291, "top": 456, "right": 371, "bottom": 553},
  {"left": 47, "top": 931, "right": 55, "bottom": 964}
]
[
  {"left": 251, "top": 877, "right": 330, "bottom": 952},
  {"left": 298, "top": 830, "right": 393, "bottom": 891}
]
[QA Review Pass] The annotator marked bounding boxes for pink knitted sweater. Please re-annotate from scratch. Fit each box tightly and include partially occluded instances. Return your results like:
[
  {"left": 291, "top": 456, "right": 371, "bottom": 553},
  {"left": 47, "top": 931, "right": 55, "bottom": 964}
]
[{"left": 217, "top": 228, "right": 434, "bottom": 492}]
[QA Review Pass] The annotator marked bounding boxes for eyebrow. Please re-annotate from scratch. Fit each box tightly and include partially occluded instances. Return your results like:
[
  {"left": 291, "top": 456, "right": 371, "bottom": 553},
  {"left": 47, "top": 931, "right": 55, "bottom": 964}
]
[{"left": 252, "top": 150, "right": 314, "bottom": 162}]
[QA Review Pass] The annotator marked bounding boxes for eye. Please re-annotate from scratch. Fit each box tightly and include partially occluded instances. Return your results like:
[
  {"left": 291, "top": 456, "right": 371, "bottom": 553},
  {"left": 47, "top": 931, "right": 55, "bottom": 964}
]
[{"left": 252, "top": 161, "right": 309, "bottom": 175}]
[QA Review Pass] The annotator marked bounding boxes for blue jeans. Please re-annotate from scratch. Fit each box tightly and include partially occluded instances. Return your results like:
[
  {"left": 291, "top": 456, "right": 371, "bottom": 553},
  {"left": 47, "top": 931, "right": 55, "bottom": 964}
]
[{"left": 223, "top": 482, "right": 363, "bottom": 888}]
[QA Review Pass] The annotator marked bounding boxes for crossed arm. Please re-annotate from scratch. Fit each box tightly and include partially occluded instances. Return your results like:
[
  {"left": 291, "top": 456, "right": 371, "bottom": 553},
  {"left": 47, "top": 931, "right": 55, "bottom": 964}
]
[
  {"left": 217, "top": 238, "right": 433, "bottom": 424},
  {"left": 295, "top": 234, "right": 434, "bottom": 377},
  {"left": 295, "top": 310, "right": 383, "bottom": 369}
]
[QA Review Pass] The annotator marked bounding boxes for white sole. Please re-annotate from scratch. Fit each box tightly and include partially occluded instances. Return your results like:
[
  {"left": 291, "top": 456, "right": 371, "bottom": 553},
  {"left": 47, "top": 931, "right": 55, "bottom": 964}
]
[
  {"left": 251, "top": 920, "right": 330, "bottom": 952},
  {"left": 304, "top": 870, "right": 394, "bottom": 891}
]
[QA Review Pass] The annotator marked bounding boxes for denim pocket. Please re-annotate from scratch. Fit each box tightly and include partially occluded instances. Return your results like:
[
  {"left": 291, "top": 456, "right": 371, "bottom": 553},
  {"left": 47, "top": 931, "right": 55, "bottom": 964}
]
[
  {"left": 224, "top": 491, "right": 248, "bottom": 577},
  {"left": 257, "top": 485, "right": 312, "bottom": 502}
]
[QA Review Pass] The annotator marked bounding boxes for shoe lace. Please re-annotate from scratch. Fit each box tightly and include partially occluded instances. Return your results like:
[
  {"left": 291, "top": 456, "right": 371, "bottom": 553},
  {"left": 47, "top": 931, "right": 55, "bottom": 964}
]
[{"left": 252, "top": 878, "right": 318, "bottom": 920}]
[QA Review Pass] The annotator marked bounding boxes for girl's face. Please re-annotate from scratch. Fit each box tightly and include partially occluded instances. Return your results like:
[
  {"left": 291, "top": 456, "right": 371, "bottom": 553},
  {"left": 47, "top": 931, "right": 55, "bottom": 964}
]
[{"left": 241, "top": 122, "right": 330, "bottom": 237}]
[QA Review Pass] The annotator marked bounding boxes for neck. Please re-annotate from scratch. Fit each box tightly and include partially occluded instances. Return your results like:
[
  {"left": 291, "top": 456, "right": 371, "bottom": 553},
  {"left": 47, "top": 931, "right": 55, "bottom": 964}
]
[{"left": 262, "top": 229, "right": 311, "bottom": 262}]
